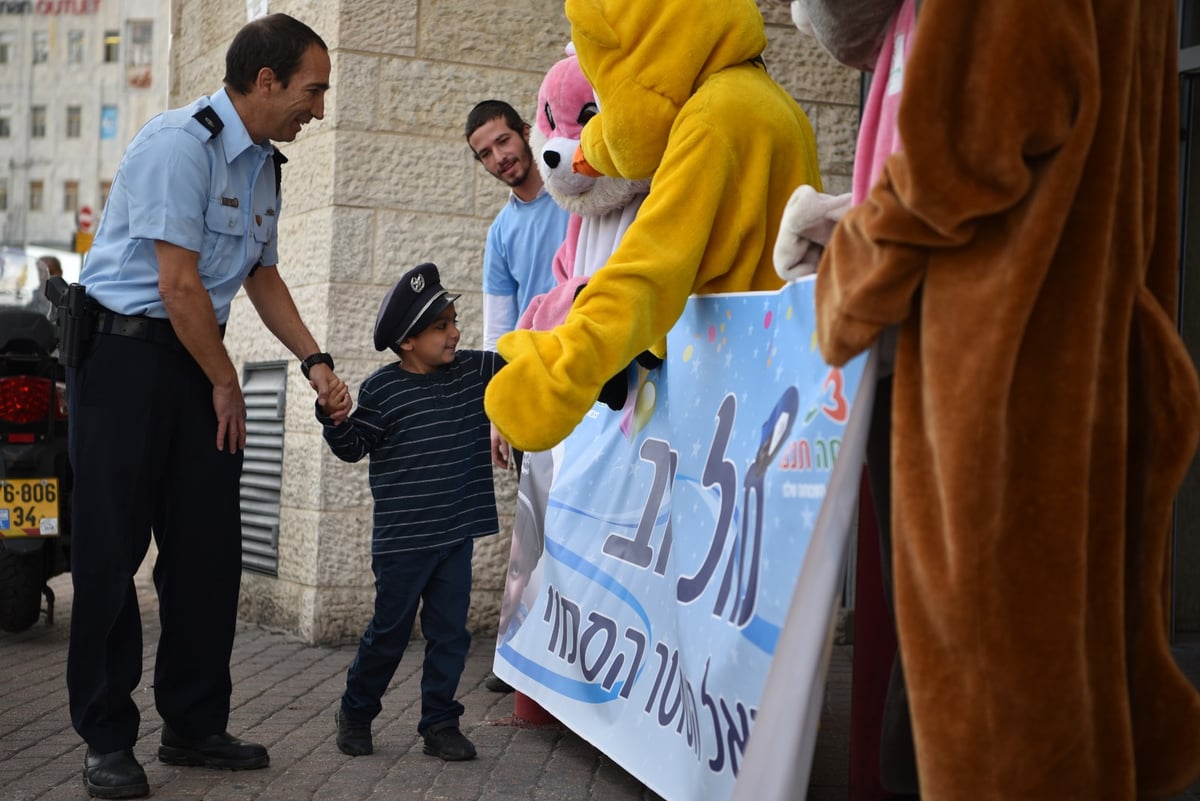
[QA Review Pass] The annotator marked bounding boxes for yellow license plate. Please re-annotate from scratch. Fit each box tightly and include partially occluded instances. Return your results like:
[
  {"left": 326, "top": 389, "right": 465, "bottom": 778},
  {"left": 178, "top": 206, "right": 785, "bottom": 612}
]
[{"left": 0, "top": 478, "right": 60, "bottom": 538}]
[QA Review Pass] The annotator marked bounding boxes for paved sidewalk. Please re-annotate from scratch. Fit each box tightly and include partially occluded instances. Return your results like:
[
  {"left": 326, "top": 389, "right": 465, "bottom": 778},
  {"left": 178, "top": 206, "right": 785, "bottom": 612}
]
[
  {"left": 3, "top": 565, "right": 1196, "bottom": 801},
  {"left": 0, "top": 569, "right": 671, "bottom": 801}
]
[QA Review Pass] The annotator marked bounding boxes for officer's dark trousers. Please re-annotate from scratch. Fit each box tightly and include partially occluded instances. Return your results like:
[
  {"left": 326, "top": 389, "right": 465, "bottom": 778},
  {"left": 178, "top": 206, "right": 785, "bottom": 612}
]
[
  {"left": 67, "top": 333, "right": 243, "bottom": 753},
  {"left": 341, "top": 539, "right": 473, "bottom": 734}
]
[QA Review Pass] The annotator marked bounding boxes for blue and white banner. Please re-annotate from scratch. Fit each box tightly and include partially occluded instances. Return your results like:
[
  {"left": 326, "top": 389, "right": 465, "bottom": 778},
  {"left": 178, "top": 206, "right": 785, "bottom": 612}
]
[{"left": 493, "top": 277, "right": 870, "bottom": 801}]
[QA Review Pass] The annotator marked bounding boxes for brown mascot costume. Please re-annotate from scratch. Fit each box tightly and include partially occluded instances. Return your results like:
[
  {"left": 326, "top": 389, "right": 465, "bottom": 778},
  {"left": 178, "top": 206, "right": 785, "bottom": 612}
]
[{"left": 814, "top": 1, "right": 1200, "bottom": 799}]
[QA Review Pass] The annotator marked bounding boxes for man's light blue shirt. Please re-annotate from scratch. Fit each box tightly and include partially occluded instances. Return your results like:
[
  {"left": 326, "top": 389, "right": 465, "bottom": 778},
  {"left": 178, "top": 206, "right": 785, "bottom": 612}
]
[
  {"left": 81, "top": 88, "right": 279, "bottom": 324},
  {"left": 482, "top": 189, "right": 569, "bottom": 320}
]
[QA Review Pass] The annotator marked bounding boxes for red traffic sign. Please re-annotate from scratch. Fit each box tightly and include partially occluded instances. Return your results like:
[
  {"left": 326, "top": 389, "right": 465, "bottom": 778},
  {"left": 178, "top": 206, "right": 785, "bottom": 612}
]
[{"left": 78, "top": 205, "right": 94, "bottom": 233}]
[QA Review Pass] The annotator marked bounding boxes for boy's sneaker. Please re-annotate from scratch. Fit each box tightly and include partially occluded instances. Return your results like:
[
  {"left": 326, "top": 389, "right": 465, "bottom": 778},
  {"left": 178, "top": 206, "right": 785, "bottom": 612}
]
[
  {"left": 422, "top": 725, "right": 476, "bottom": 761},
  {"left": 335, "top": 710, "right": 373, "bottom": 756}
]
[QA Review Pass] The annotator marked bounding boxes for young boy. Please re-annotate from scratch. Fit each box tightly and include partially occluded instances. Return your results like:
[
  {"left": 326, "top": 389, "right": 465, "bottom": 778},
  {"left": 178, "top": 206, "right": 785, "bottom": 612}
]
[{"left": 316, "top": 262, "right": 503, "bottom": 761}]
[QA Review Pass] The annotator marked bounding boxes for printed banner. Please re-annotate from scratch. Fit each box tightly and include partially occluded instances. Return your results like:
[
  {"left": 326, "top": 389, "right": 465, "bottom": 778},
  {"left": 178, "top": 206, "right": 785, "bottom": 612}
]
[{"left": 493, "top": 278, "right": 870, "bottom": 801}]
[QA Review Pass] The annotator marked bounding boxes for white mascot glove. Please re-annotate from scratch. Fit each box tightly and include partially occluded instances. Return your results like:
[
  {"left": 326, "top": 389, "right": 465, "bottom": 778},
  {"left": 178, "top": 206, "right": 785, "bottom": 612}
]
[{"left": 773, "top": 184, "right": 853, "bottom": 281}]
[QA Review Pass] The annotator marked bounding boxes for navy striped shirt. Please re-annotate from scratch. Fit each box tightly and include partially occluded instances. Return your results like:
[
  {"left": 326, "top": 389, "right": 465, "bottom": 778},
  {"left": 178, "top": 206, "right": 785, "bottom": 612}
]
[{"left": 318, "top": 350, "right": 503, "bottom": 555}]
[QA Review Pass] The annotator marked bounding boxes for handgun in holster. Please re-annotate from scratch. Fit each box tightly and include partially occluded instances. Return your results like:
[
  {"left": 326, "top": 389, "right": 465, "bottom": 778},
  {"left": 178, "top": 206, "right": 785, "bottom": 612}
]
[{"left": 46, "top": 277, "right": 97, "bottom": 368}]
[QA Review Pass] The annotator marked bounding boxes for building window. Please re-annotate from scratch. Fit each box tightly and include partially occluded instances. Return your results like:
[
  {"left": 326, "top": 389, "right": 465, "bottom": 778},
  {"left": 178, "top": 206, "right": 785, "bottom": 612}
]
[
  {"left": 126, "top": 20, "right": 153, "bottom": 88},
  {"left": 63, "top": 180, "right": 79, "bottom": 213},
  {"left": 0, "top": 104, "right": 10, "bottom": 138},
  {"left": 0, "top": 32, "right": 15, "bottom": 65},
  {"left": 99, "top": 180, "right": 112, "bottom": 209},
  {"left": 67, "top": 30, "right": 84, "bottom": 65},
  {"left": 32, "top": 31, "right": 48, "bottom": 65},
  {"left": 0, "top": 181, "right": 7, "bottom": 212},
  {"left": 103, "top": 30, "right": 119, "bottom": 63},
  {"left": 66, "top": 105, "right": 81, "bottom": 138},
  {"left": 1184, "top": 3, "right": 1200, "bottom": 49},
  {"left": 29, "top": 181, "right": 43, "bottom": 212},
  {"left": 30, "top": 106, "right": 46, "bottom": 138}
]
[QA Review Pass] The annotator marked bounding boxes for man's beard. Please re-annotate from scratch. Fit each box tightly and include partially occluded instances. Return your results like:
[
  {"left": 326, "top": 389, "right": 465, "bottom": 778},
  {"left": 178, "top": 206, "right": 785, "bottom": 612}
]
[{"left": 498, "top": 143, "right": 534, "bottom": 188}]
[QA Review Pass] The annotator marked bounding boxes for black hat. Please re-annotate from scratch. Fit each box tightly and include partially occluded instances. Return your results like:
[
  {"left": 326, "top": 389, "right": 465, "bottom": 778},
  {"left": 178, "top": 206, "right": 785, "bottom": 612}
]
[{"left": 373, "top": 262, "right": 461, "bottom": 351}]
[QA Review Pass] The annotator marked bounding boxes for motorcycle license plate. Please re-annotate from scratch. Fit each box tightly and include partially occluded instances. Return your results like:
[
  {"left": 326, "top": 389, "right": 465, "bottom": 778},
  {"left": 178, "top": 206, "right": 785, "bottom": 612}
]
[{"left": 0, "top": 478, "right": 59, "bottom": 538}]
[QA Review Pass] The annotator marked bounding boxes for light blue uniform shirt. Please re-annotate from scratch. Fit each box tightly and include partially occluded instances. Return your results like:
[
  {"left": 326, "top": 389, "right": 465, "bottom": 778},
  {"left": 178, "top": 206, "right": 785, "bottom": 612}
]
[{"left": 81, "top": 88, "right": 280, "bottom": 324}]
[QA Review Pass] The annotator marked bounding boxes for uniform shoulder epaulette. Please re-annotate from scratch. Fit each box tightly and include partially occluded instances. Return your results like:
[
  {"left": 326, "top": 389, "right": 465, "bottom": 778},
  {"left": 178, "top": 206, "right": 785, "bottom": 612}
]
[{"left": 190, "top": 106, "right": 224, "bottom": 140}]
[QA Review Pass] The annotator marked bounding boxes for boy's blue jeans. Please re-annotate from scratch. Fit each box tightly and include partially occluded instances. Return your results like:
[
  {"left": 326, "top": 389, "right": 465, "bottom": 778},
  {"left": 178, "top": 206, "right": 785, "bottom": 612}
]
[{"left": 341, "top": 538, "right": 473, "bottom": 734}]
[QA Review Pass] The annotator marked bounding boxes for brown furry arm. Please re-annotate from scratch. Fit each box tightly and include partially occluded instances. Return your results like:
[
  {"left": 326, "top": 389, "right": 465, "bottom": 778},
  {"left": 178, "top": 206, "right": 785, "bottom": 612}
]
[{"left": 816, "top": 0, "right": 1098, "bottom": 366}]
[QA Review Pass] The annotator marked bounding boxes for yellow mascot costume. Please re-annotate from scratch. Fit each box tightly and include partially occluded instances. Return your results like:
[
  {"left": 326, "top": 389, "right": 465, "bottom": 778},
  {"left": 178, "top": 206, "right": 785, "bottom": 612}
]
[{"left": 485, "top": 0, "right": 822, "bottom": 452}]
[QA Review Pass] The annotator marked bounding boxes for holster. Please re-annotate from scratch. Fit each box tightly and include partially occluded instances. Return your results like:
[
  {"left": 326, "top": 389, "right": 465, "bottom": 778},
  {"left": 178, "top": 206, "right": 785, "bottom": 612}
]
[{"left": 46, "top": 277, "right": 97, "bottom": 368}]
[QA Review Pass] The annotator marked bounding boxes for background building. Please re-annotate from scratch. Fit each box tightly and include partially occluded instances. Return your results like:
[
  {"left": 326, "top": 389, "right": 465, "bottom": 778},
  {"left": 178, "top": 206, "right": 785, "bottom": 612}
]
[{"left": 0, "top": 0, "right": 169, "bottom": 291}]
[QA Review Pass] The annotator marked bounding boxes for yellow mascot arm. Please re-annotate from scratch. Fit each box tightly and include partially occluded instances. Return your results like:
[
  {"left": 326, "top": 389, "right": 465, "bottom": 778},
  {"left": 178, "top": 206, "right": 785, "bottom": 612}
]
[{"left": 486, "top": 121, "right": 733, "bottom": 453}]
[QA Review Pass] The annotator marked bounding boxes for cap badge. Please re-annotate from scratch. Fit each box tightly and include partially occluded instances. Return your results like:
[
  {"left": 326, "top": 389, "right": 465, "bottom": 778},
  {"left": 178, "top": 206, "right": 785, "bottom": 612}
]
[{"left": 411, "top": 274, "right": 426, "bottom": 293}]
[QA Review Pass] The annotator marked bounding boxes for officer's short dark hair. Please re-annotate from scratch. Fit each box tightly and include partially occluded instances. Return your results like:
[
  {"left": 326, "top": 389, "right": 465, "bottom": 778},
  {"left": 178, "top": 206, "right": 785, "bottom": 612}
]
[
  {"left": 465, "top": 100, "right": 527, "bottom": 151},
  {"left": 224, "top": 13, "right": 327, "bottom": 95}
]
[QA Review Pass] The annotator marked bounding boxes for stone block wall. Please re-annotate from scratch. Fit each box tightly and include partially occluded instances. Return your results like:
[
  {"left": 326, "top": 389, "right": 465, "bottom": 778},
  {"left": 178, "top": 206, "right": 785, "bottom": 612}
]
[{"left": 168, "top": 0, "right": 861, "bottom": 645}]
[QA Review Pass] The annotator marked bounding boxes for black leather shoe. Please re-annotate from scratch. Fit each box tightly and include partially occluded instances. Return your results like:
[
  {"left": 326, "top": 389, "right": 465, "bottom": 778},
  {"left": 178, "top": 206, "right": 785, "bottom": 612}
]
[
  {"left": 334, "top": 710, "right": 373, "bottom": 756},
  {"left": 422, "top": 724, "right": 476, "bottom": 761},
  {"left": 158, "top": 726, "right": 268, "bottom": 770},
  {"left": 83, "top": 747, "right": 149, "bottom": 799}
]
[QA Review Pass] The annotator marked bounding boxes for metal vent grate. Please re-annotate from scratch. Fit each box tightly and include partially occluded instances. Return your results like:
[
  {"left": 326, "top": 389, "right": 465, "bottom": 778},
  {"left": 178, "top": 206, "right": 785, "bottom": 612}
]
[{"left": 240, "top": 361, "right": 287, "bottom": 576}]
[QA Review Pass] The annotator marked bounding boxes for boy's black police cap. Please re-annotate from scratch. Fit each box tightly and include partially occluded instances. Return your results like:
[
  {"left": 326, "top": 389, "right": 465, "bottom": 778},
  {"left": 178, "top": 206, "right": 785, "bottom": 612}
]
[{"left": 373, "top": 262, "right": 461, "bottom": 351}]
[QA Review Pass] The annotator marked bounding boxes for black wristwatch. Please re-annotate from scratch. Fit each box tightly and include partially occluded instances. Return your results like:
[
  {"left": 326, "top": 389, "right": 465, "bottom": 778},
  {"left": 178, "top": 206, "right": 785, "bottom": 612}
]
[{"left": 300, "top": 352, "right": 334, "bottom": 379}]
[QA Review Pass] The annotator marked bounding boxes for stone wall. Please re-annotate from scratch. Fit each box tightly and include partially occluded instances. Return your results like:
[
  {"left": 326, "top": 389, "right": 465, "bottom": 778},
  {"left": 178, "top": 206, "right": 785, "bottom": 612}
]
[{"left": 168, "top": 0, "right": 860, "bottom": 645}]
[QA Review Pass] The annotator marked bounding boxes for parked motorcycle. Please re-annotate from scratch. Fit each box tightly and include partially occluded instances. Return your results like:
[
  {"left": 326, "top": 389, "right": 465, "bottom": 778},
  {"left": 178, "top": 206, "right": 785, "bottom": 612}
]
[{"left": 0, "top": 306, "right": 71, "bottom": 632}]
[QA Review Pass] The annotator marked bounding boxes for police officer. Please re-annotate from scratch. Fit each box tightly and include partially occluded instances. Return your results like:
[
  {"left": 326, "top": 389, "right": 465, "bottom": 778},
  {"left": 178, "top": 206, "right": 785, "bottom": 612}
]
[{"left": 66, "top": 14, "right": 350, "bottom": 799}]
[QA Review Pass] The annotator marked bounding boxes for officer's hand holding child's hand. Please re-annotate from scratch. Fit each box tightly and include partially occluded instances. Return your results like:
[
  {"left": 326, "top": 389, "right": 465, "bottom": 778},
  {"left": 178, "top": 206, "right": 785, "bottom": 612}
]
[{"left": 314, "top": 371, "right": 352, "bottom": 425}]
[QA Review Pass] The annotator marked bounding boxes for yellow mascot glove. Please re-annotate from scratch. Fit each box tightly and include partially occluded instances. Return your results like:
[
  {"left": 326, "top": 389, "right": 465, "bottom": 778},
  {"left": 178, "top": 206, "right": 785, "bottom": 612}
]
[{"left": 486, "top": 327, "right": 604, "bottom": 453}]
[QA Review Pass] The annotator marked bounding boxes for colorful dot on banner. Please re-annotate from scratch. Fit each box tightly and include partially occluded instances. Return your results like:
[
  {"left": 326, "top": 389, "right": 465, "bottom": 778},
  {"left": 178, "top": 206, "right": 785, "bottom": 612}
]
[
  {"left": 631, "top": 379, "right": 657, "bottom": 436},
  {"left": 811, "top": 330, "right": 819, "bottom": 351},
  {"left": 683, "top": 344, "right": 694, "bottom": 362},
  {"left": 708, "top": 325, "right": 716, "bottom": 343},
  {"left": 764, "top": 310, "right": 773, "bottom": 329},
  {"left": 787, "top": 305, "right": 794, "bottom": 320}
]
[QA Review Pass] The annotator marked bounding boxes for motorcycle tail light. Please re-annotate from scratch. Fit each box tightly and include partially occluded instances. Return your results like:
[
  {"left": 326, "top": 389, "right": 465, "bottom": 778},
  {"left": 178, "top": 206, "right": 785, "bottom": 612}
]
[{"left": 0, "top": 375, "right": 53, "bottom": 424}]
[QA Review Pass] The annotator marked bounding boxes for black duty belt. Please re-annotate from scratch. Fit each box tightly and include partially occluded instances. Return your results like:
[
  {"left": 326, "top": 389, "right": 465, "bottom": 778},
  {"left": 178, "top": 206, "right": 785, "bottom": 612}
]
[{"left": 94, "top": 308, "right": 225, "bottom": 350}]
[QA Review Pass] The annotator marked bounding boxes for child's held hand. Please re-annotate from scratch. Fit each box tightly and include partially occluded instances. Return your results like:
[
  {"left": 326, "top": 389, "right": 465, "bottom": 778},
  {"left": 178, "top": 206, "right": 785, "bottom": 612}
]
[{"left": 315, "top": 373, "right": 352, "bottom": 424}]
